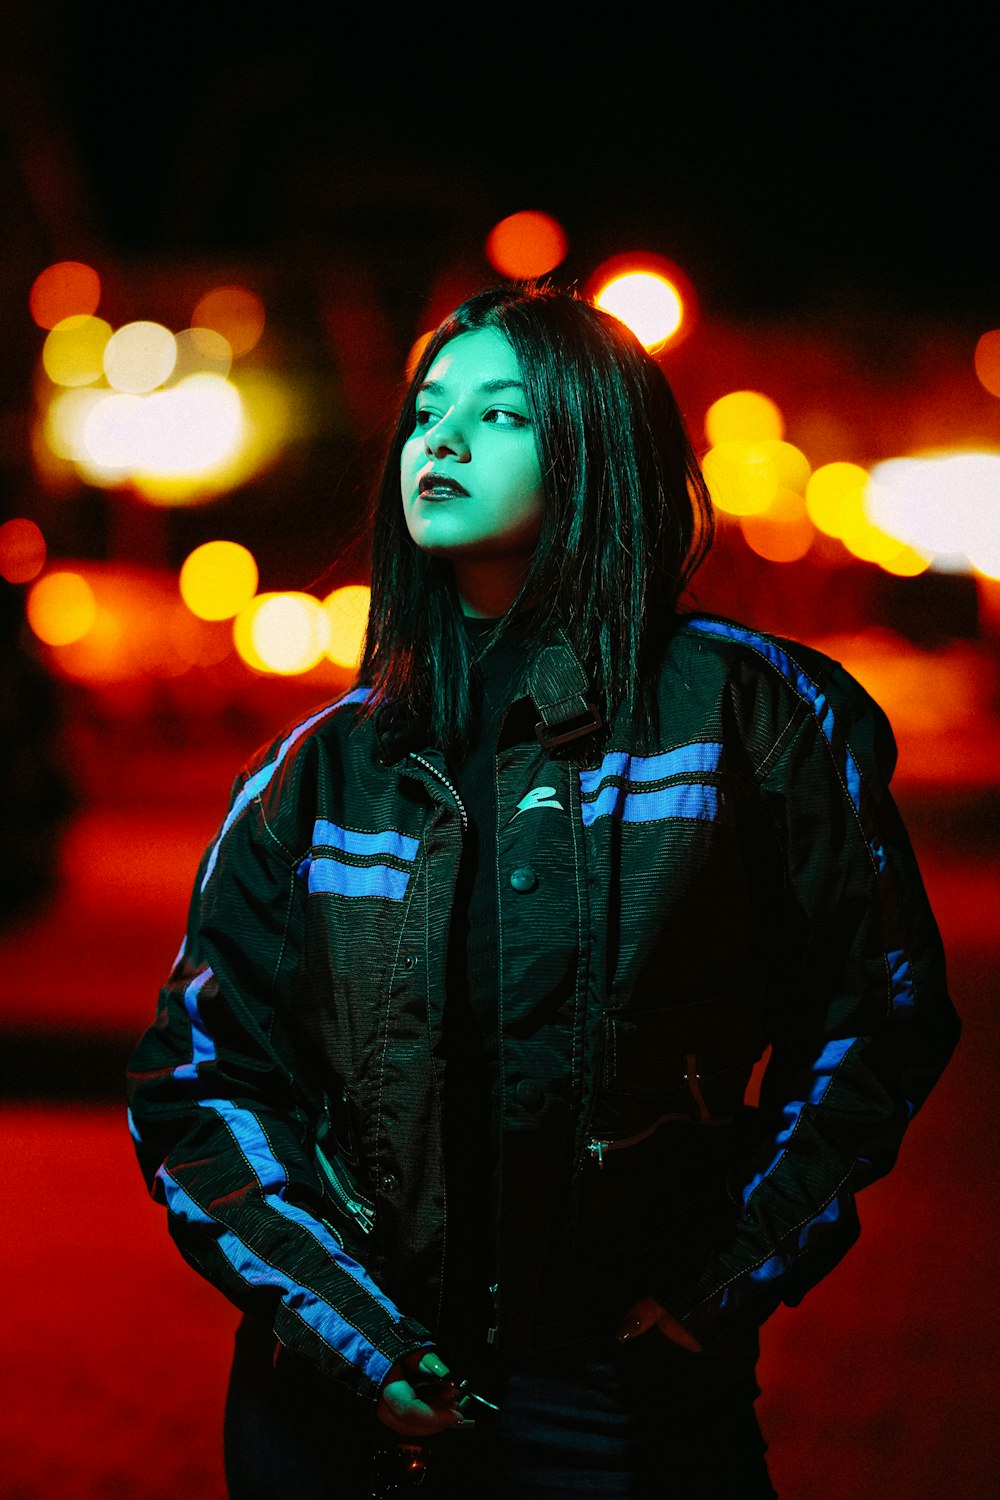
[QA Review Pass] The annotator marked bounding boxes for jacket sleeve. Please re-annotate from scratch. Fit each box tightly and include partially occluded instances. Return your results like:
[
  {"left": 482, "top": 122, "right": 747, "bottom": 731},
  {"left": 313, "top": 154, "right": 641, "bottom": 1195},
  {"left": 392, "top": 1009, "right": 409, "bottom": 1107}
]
[
  {"left": 126, "top": 767, "right": 432, "bottom": 1407},
  {"left": 670, "top": 656, "right": 961, "bottom": 1348}
]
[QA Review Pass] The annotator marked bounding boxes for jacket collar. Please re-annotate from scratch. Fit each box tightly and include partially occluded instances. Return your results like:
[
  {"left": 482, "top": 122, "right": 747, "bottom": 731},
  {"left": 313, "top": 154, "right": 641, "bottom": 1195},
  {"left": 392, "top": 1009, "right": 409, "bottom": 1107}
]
[{"left": 374, "top": 628, "right": 603, "bottom": 764}]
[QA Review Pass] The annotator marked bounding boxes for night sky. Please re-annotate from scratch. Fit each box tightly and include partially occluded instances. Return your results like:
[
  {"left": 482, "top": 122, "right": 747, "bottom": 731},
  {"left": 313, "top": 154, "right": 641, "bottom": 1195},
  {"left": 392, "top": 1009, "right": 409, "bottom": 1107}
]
[{"left": 15, "top": 6, "right": 998, "bottom": 328}]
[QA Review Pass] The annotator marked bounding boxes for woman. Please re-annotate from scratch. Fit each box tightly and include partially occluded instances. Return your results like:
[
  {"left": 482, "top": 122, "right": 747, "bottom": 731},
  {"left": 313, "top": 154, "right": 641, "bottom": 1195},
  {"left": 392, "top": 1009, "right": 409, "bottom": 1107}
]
[{"left": 128, "top": 284, "right": 959, "bottom": 1497}]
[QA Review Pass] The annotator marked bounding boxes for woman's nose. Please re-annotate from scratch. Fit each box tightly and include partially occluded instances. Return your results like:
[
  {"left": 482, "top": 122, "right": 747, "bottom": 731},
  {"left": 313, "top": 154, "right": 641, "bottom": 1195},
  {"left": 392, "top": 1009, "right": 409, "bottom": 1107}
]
[{"left": 424, "top": 409, "right": 469, "bottom": 460}]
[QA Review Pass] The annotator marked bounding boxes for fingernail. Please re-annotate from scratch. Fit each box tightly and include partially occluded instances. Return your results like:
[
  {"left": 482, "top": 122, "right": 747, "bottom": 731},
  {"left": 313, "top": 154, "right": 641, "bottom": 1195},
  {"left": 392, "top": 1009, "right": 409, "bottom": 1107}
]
[{"left": 616, "top": 1318, "right": 641, "bottom": 1342}]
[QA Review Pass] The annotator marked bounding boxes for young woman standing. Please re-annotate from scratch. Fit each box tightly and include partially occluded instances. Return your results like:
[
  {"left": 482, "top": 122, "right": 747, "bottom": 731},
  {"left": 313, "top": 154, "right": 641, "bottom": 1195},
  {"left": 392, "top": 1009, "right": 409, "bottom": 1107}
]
[{"left": 128, "top": 284, "right": 959, "bottom": 1497}]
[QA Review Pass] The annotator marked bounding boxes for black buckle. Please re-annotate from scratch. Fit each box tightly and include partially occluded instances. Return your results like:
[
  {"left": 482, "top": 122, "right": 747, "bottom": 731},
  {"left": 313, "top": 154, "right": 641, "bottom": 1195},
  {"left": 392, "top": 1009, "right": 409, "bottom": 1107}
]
[{"left": 535, "top": 703, "right": 604, "bottom": 749}]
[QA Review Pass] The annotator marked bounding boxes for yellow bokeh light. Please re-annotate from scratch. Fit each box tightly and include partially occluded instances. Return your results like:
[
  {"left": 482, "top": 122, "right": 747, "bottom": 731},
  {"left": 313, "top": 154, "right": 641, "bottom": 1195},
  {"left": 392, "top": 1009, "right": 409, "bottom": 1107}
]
[
  {"left": 234, "top": 593, "right": 330, "bottom": 675},
  {"left": 191, "top": 286, "right": 265, "bottom": 357},
  {"left": 29, "top": 262, "right": 101, "bottom": 330},
  {"left": 845, "top": 528, "right": 929, "bottom": 573},
  {"left": 485, "top": 211, "right": 568, "bottom": 279},
  {"left": 26, "top": 570, "right": 97, "bottom": 646},
  {"left": 324, "top": 584, "right": 370, "bottom": 668},
  {"left": 180, "top": 540, "right": 259, "bottom": 621},
  {"left": 103, "top": 321, "right": 178, "bottom": 393},
  {"left": 42, "top": 316, "right": 113, "bottom": 388},
  {"left": 879, "top": 544, "right": 933, "bottom": 578},
  {"left": 739, "top": 489, "right": 815, "bottom": 563},
  {"left": 805, "top": 462, "right": 870, "bottom": 540},
  {"left": 702, "top": 442, "right": 780, "bottom": 516},
  {"left": 594, "top": 271, "right": 684, "bottom": 350},
  {"left": 705, "top": 391, "right": 785, "bottom": 446},
  {"left": 0, "top": 518, "right": 47, "bottom": 584}
]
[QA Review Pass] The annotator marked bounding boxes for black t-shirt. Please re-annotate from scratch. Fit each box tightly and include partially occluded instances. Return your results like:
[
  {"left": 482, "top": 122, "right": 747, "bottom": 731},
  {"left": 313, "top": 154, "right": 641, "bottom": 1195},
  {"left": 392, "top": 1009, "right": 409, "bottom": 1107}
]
[{"left": 437, "top": 609, "right": 538, "bottom": 1362}]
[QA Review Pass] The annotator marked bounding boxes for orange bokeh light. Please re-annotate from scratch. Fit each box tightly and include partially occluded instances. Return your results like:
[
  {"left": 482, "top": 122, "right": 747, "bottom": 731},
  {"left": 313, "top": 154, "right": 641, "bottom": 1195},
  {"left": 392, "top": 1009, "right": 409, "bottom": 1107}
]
[
  {"left": 29, "top": 262, "right": 101, "bottom": 330},
  {"left": 0, "top": 518, "right": 47, "bottom": 584},
  {"left": 974, "top": 330, "right": 1000, "bottom": 398},
  {"left": 485, "top": 211, "right": 568, "bottom": 279},
  {"left": 739, "top": 490, "right": 816, "bottom": 563},
  {"left": 26, "top": 570, "right": 97, "bottom": 646},
  {"left": 191, "top": 286, "right": 265, "bottom": 358}
]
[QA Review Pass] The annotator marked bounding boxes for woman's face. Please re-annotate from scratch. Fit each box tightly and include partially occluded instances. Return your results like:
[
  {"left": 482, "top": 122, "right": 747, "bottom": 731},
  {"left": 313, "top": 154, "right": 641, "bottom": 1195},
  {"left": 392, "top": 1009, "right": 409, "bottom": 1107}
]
[{"left": 400, "top": 327, "right": 544, "bottom": 572}]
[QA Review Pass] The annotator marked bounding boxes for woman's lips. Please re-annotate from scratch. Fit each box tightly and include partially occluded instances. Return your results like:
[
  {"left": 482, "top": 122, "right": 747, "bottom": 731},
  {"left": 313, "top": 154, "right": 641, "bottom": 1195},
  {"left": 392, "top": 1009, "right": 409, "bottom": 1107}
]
[{"left": 418, "top": 474, "right": 469, "bottom": 500}]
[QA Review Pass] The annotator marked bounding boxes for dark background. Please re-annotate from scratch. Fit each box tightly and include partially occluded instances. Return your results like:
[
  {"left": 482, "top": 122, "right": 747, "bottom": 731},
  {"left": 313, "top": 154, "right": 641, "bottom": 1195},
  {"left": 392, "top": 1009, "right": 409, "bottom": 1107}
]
[{"left": 2, "top": 9, "right": 999, "bottom": 1498}]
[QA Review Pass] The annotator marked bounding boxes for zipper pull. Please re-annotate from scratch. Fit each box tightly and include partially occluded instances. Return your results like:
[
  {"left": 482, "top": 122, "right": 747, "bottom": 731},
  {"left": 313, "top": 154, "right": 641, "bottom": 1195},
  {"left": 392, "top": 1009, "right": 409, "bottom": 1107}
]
[
  {"left": 684, "top": 1053, "right": 712, "bottom": 1123},
  {"left": 486, "top": 1282, "right": 500, "bottom": 1345},
  {"left": 587, "top": 1139, "right": 607, "bottom": 1168}
]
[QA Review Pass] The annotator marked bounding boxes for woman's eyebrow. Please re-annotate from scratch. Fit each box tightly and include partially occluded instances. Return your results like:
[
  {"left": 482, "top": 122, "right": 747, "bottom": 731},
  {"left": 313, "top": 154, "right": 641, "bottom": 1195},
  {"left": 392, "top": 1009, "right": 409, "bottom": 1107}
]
[{"left": 417, "top": 378, "right": 526, "bottom": 396}]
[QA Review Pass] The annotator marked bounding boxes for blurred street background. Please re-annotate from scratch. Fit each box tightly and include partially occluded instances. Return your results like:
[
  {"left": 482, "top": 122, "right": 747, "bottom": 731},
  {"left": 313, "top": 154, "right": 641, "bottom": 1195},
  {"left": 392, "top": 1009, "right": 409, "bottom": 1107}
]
[{"left": 1, "top": 7, "right": 998, "bottom": 1497}]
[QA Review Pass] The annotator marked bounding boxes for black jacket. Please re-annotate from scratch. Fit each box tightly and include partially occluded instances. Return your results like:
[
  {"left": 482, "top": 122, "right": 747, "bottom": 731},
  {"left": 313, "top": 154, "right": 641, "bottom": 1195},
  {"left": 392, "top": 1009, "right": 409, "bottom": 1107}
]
[{"left": 127, "top": 613, "right": 960, "bottom": 1408}]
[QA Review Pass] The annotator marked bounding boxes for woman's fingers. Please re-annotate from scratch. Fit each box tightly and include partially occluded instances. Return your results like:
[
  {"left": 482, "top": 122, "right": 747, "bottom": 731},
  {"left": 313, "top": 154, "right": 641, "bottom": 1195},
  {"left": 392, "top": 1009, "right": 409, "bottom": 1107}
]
[
  {"left": 615, "top": 1294, "right": 665, "bottom": 1341},
  {"left": 377, "top": 1353, "right": 471, "bottom": 1437},
  {"left": 616, "top": 1295, "right": 703, "bottom": 1353},
  {"left": 654, "top": 1308, "right": 703, "bottom": 1353}
]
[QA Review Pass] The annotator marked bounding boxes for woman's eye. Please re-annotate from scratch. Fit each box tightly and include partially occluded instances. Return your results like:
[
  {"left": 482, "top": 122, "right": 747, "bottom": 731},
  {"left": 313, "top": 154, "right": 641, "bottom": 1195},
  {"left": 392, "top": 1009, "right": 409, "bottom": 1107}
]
[
  {"left": 413, "top": 409, "right": 437, "bottom": 429},
  {"left": 484, "top": 408, "right": 530, "bottom": 428}
]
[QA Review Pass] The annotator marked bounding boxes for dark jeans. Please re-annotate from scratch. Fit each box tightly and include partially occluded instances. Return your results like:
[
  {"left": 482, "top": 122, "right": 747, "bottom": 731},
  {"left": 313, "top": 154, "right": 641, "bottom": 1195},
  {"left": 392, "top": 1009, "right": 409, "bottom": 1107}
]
[{"left": 224, "top": 1313, "right": 778, "bottom": 1498}]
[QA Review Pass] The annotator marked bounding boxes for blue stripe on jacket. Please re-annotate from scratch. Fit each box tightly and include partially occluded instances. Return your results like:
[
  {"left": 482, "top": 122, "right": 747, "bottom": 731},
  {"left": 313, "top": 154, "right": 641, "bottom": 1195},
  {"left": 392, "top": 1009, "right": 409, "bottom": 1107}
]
[
  {"left": 579, "top": 742, "right": 726, "bottom": 827},
  {"left": 200, "top": 689, "right": 371, "bottom": 893},
  {"left": 156, "top": 1168, "right": 396, "bottom": 1388},
  {"left": 172, "top": 967, "right": 217, "bottom": 1081},
  {"left": 581, "top": 781, "right": 726, "bottom": 827}
]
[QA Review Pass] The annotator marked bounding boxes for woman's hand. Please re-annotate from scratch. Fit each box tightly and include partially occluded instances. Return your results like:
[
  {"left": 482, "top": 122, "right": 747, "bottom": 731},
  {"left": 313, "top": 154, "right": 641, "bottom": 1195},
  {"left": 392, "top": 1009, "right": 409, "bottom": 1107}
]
[
  {"left": 616, "top": 1294, "right": 703, "bottom": 1353},
  {"left": 376, "top": 1348, "right": 471, "bottom": 1437}
]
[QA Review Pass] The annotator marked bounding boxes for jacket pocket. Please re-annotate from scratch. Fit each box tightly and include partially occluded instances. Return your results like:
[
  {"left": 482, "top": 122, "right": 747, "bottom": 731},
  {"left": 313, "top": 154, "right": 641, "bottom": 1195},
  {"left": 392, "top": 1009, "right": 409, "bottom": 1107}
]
[{"left": 591, "top": 993, "right": 767, "bottom": 1148}]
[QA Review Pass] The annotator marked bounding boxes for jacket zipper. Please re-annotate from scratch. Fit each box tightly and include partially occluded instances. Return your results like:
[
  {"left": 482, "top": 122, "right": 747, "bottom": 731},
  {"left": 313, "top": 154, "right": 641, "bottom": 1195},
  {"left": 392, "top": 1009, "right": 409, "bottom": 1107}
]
[
  {"left": 586, "top": 1110, "right": 692, "bottom": 1166},
  {"left": 407, "top": 751, "right": 469, "bottom": 833},
  {"left": 314, "top": 1145, "right": 376, "bottom": 1236},
  {"left": 486, "top": 1282, "right": 500, "bottom": 1345}
]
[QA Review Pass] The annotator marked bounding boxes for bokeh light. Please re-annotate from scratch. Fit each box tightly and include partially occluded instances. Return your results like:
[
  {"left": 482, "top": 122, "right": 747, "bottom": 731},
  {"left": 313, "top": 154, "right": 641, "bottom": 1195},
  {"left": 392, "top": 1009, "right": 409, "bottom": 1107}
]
[
  {"left": 974, "top": 330, "right": 1000, "bottom": 398},
  {"left": 29, "top": 262, "right": 101, "bottom": 330},
  {"left": 103, "top": 321, "right": 178, "bottom": 393},
  {"left": 703, "top": 439, "right": 809, "bottom": 517},
  {"left": 26, "top": 570, "right": 97, "bottom": 646},
  {"left": 805, "top": 462, "right": 870, "bottom": 540},
  {"left": 866, "top": 452, "right": 1000, "bottom": 573},
  {"left": 739, "top": 490, "right": 816, "bottom": 563},
  {"left": 77, "top": 375, "right": 245, "bottom": 495},
  {"left": 191, "top": 286, "right": 266, "bottom": 357},
  {"left": 593, "top": 270, "right": 684, "bottom": 350},
  {"left": 180, "top": 541, "right": 259, "bottom": 621},
  {"left": 485, "top": 211, "right": 568, "bottom": 278},
  {"left": 171, "top": 327, "right": 233, "bottom": 382},
  {"left": 705, "top": 391, "right": 785, "bottom": 446},
  {"left": 405, "top": 331, "right": 434, "bottom": 382},
  {"left": 325, "top": 584, "right": 370, "bottom": 668},
  {"left": 42, "top": 316, "right": 113, "bottom": 387},
  {"left": 234, "top": 592, "right": 331, "bottom": 675},
  {"left": 0, "top": 518, "right": 47, "bottom": 584}
]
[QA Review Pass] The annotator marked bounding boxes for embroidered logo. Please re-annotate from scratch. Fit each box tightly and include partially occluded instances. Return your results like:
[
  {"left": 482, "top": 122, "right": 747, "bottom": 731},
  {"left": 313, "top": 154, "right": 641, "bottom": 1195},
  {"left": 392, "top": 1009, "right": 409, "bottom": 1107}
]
[{"left": 515, "top": 785, "right": 564, "bottom": 816}]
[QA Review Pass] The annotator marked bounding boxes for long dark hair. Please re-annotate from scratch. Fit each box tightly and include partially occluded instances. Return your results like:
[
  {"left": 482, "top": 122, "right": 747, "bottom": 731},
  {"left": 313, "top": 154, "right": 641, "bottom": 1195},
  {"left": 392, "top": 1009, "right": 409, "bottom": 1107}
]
[{"left": 354, "top": 282, "right": 713, "bottom": 754}]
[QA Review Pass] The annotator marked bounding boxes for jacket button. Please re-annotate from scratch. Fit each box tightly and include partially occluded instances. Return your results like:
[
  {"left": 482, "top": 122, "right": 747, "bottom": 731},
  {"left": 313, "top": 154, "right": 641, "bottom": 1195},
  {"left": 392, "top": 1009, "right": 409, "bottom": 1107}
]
[
  {"left": 509, "top": 866, "right": 538, "bottom": 893},
  {"left": 515, "top": 1080, "right": 545, "bottom": 1112},
  {"left": 403, "top": 954, "right": 417, "bottom": 970},
  {"left": 380, "top": 1173, "right": 397, "bottom": 1193}
]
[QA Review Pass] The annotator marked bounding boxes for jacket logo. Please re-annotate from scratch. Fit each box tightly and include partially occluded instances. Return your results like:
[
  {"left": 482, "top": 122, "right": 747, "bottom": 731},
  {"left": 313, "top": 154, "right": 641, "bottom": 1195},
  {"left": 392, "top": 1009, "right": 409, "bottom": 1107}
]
[{"left": 515, "top": 785, "right": 564, "bottom": 816}]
